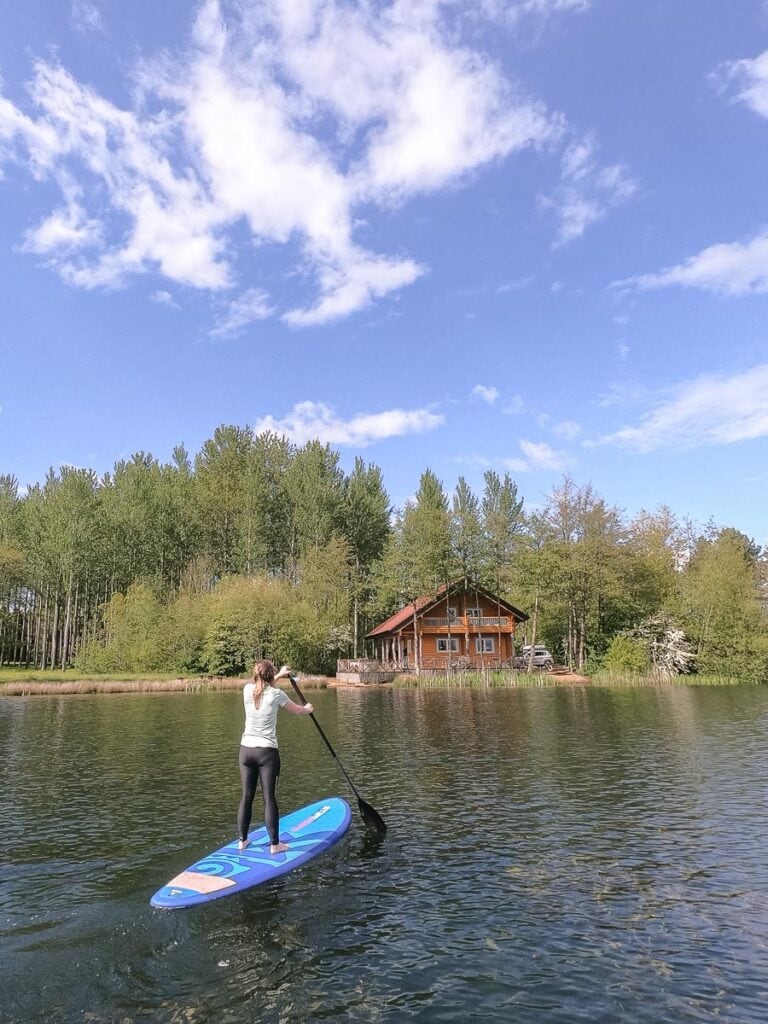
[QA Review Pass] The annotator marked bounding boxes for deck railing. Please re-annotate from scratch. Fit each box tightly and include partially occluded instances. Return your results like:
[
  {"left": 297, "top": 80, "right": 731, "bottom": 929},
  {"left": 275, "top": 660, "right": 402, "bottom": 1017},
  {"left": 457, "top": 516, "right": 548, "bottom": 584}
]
[
  {"left": 337, "top": 658, "right": 387, "bottom": 673},
  {"left": 423, "top": 616, "right": 509, "bottom": 628}
]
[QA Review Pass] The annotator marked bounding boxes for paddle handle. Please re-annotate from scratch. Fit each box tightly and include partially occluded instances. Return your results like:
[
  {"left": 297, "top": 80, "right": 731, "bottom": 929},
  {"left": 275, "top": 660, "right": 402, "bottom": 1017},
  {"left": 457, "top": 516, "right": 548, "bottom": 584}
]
[{"left": 289, "top": 676, "right": 362, "bottom": 801}]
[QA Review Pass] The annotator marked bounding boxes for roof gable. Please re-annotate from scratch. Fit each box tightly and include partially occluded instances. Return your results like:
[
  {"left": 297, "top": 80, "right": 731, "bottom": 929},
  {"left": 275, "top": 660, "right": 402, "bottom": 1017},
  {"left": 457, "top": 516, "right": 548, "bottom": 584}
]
[{"left": 366, "top": 580, "right": 527, "bottom": 638}]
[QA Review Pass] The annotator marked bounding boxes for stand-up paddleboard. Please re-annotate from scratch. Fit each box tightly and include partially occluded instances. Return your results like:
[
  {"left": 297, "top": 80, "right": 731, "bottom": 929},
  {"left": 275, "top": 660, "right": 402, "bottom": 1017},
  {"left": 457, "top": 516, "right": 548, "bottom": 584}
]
[{"left": 150, "top": 797, "right": 351, "bottom": 909}]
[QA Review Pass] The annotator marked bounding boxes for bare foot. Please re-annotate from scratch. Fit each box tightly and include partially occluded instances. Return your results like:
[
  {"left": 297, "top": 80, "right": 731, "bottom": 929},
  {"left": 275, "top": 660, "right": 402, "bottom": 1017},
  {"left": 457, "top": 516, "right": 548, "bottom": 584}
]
[
  {"left": 238, "top": 838, "right": 250, "bottom": 852},
  {"left": 269, "top": 842, "right": 289, "bottom": 854}
]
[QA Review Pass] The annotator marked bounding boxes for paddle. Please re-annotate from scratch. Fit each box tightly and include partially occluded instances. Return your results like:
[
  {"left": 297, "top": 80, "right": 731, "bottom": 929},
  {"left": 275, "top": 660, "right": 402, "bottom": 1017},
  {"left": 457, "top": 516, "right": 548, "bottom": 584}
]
[{"left": 289, "top": 675, "right": 387, "bottom": 837}]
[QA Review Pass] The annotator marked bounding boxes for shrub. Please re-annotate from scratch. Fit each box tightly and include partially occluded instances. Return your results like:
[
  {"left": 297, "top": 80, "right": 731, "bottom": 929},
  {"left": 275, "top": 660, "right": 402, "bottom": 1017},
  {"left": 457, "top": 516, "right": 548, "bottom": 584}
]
[{"left": 602, "top": 635, "right": 650, "bottom": 674}]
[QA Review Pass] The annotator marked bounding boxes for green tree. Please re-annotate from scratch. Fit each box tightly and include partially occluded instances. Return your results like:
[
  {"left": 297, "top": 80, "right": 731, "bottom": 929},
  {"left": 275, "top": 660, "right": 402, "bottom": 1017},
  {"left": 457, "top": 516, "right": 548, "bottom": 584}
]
[
  {"left": 451, "top": 476, "right": 483, "bottom": 583},
  {"left": 341, "top": 458, "right": 391, "bottom": 654},
  {"left": 399, "top": 470, "right": 454, "bottom": 597},
  {"left": 481, "top": 469, "right": 524, "bottom": 596},
  {"left": 678, "top": 528, "right": 766, "bottom": 677},
  {"left": 285, "top": 440, "right": 345, "bottom": 573}
]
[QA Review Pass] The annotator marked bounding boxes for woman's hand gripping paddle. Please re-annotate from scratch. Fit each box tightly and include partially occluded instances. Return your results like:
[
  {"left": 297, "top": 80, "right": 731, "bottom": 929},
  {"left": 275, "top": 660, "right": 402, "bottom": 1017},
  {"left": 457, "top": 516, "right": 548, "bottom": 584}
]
[{"left": 289, "top": 675, "right": 387, "bottom": 837}]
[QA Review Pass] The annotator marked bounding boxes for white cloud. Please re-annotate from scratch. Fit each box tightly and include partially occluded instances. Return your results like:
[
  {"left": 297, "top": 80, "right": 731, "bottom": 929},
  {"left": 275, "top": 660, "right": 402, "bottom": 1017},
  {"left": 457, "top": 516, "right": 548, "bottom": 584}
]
[
  {"left": 254, "top": 400, "right": 445, "bottom": 447},
  {"left": 472, "top": 384, "right": 499, "bottom": 404},
  {"left": 503, "top": 394, "right": 525, "bottom": 415},
  {"left": 23, "top": 201, "right": 102, "bottom": 254},
  {"left": 543, "top": 132, "right": 637, "bottom": 246},
  {"left": 473, "top": 0, "right": 591, "bottom": 21},
  {"left": 0, "top": 0, "right": 562, "bottom": 326},
  {"left": 283, "top": 253, "right": 422, "bottom": 327},
  {"left": 596, "top": 380, "right": 652, "bottom": 409},
  {"left": 502, "top": 438, "right": 571, "bottom": 472},
  {"left": 151, "top": 289, "right": 178, "bottom": 307},
  {"left": 625, "top": 49, "right": 768, "bottom": 298},
  {"left": 601, "top": 363, "right": 768, "bottom": 452},
  {"left": 552, "top": 419, "right": 581, "bottom": 440},
  {"left": 212, "top": 288, "right": 274, "bottom": 337},
  {"left": 715, "top": 49, "right": 768, "bottom": 119},
  {"left": 71, "top": 0, "right": 104, "bottom": 35},
  {"left": 620, "top": 229, "right": 768, "bottom": 295}
]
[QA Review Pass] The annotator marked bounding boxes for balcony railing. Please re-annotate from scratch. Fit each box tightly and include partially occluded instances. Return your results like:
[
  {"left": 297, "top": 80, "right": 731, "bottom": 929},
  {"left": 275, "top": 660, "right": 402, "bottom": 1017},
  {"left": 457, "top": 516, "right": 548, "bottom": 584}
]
[{"left": 423, "top": 616, "right": 510, "bottom": 628}]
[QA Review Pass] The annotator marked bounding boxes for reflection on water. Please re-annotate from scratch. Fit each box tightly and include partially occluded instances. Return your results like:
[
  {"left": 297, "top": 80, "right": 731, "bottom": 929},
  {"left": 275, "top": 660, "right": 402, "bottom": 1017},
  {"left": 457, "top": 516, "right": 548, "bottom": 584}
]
[{"left": 2, "top": 685, "right": 768, "bottom": 1022}]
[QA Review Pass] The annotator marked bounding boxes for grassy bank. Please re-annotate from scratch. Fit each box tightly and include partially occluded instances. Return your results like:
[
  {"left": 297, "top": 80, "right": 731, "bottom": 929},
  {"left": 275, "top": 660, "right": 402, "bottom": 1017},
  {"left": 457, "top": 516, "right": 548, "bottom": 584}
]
[
  {"left": 393, "top": 669, "right": 758, "bottom": 688},
  {"left": 1, "top": 667, "right": 757, "bottom": 697},
  {"left": 0, "top": 669, "right": 330, "bottom": 697},
  {"left": 589, "top": 670, "right": 754, "bottom": 686},
  {"left": 393, "top": 670, "right": 585, "bottom": 688}
]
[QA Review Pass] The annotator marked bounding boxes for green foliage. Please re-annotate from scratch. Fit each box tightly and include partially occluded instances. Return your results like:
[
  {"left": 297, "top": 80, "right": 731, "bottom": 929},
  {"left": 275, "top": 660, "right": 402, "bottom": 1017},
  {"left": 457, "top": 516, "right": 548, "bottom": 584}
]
[
  {"left": 76, "top": 583, "right": 168, "bottom": 673},
  {"left": 601, "top": 635, "right": 650, "bottom": 674},
  {"left": 2, "top": 420, "right": 765, "bottom": 682}
]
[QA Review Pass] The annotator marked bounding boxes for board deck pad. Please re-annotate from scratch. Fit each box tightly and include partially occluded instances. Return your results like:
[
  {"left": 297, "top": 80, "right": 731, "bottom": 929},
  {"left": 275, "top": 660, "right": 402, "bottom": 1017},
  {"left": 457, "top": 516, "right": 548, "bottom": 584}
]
[{"left": 150, "top": 797, "right": 352, "bottom": 909}]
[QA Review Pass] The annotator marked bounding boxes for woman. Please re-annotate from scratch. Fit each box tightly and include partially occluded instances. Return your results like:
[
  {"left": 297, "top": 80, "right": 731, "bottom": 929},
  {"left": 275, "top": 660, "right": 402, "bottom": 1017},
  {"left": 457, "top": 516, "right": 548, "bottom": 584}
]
[{"left": 237, "top": 660, "right": 314, "bottom": 854}]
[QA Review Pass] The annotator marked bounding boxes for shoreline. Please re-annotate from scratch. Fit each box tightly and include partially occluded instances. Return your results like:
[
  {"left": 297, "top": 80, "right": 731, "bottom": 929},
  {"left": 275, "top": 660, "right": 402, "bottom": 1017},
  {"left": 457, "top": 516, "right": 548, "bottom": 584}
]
[
  {"left": 0, "top": 676, "right": 332, "bottom": 697},
  {"left": 1, "top": 669, "right": 750, "bottom": 697}
]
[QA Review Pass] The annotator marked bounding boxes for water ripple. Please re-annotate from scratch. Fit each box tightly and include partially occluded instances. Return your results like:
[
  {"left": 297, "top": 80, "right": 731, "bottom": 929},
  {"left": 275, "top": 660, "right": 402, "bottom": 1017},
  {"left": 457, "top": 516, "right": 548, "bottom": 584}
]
[{"left": 2, "top": 685, "right": 768, "bottom": 1022}]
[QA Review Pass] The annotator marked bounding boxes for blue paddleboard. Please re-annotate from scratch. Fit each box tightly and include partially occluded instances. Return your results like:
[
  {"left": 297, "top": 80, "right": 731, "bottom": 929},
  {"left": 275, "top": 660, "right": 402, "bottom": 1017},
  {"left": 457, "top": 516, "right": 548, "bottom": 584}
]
[{"left": 150, "top": 797, "right": 351, "bottom": 909}]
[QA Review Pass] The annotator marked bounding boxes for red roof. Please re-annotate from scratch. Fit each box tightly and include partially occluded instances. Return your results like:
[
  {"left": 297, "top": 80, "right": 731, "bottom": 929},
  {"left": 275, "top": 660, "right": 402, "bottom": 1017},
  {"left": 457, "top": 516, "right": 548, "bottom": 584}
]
[{"left": 366, "top": 581, "right": 527, "bottom": 638}]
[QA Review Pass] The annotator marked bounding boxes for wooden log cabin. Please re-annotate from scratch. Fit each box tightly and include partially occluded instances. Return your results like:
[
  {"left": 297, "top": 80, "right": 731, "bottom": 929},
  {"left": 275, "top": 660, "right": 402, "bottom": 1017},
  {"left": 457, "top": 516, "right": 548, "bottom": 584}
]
[{"left": 364, "top": 581, "right": 528, "bottom": 674}]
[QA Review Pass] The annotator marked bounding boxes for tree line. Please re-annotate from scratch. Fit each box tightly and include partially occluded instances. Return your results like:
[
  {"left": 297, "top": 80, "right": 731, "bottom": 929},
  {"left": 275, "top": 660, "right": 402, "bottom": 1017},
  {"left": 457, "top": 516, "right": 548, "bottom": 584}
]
[{"left": 0, "top": 425, "right": 765, "bottom": 678}]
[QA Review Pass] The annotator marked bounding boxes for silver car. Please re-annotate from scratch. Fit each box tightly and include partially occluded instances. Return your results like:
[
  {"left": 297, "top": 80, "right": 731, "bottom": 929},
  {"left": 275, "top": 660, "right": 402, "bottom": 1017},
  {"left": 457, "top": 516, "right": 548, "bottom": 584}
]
[{"left": 514, "top": 645, "right": 554, "bottom": 670}]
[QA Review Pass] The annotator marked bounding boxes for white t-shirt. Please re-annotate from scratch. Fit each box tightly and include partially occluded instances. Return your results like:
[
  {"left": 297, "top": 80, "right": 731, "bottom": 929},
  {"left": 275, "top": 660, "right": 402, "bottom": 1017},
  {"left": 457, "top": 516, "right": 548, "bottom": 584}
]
[{"left": 240, "top": 683, "right": 290, "bottom": 748}]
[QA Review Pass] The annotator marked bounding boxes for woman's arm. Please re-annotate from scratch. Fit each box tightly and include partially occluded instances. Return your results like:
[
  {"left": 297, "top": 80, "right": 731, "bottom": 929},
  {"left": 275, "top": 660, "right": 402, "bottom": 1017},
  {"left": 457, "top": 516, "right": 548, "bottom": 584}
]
[{"left": 284, "top": 699, "right": 314, "bottom": 715}]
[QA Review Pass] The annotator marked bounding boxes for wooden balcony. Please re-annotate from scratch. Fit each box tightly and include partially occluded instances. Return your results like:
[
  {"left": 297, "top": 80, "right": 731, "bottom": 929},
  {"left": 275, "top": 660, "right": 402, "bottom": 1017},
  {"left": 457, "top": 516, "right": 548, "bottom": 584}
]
[{"left": 422, "top": 615, "right": 511, "bottom": 630}]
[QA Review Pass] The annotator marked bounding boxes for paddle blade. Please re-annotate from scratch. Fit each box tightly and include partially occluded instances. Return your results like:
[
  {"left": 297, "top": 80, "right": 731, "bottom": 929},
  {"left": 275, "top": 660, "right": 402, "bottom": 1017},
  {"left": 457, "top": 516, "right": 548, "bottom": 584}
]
[{"left": 358, "top": 798, "right": 387, "bottom": 837}]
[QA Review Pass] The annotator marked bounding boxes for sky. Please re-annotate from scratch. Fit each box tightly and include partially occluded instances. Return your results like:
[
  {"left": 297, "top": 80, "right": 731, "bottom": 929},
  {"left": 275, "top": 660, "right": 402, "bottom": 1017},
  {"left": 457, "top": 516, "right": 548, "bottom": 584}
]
[{"left": 1, "top": 0, "right": 767, "bottom": 542}]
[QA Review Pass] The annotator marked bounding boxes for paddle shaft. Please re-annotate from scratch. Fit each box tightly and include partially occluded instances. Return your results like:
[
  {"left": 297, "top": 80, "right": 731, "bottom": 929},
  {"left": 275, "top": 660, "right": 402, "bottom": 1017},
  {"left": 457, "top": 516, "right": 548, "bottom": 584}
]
[{"left": 288, "top": 676, "right": 363, "bottom": 802}]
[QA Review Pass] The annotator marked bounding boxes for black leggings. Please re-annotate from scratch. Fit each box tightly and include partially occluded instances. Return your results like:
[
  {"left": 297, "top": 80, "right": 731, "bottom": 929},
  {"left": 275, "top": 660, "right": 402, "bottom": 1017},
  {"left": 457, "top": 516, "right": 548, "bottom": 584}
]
[{"left": 238, "top": 745, "right": 281, "bottom": 845}]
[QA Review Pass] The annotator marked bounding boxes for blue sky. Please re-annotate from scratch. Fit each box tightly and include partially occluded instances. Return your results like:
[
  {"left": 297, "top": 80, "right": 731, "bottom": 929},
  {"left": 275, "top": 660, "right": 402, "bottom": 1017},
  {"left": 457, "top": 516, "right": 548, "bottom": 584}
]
[{"left": 1, "top": 0, "right": 767, "bottom": 541}]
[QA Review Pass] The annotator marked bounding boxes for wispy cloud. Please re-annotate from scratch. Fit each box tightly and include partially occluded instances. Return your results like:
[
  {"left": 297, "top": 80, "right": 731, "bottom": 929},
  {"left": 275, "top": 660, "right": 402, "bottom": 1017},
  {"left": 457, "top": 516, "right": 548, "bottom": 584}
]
[
  {"left": 714, "top": 48, "right": 768, "bottom": 119},
  {"left": 551, "top": 419, "right": 581, "bottom": 440},
  {"left": 502, "top": 438, "right": 571, "bottom": 472},
  {"left": 503, "top": 394, "right": 525, "bottom": 415},
  {"left": 472, "top": 384, "right": 499, "bottom": 404},
  {"left": 621, "top": 48, "right": 768, "bottom": 297},
  {"left": 211, "top": 288, "right": 274, "bottom": 337},
  {"left": 600, "top": 363, "right": 768, "bottom": 452},
  {"left": 0, "top": 0, "right": 562, "bottom": 326},
  {"left": 151, "top": 289, "right": 178, "bottom": 307},
  {"left": 542, "top": 132, "right": 637, "bottom": 246},
  {"left": 617, "top": 229, "right": 768, "bottom": 295},
  {"left": 478, "top": 0, "right": 591, "bottom": 22},
  {"left": 71, "top": 0, "right": 103, "bottom": 36},
  {"left": 254, "top": 400, "right": 445, "bottom": 447}
]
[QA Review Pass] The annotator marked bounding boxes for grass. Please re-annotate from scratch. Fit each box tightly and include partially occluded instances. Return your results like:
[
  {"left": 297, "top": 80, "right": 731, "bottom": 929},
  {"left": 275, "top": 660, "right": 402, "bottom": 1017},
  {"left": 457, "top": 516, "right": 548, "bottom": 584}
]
[
  {"left": 0, "top": 667, "right": 187, "bottom": 683},
  {"left": 0, "top": 668, "right": 330, "bottom": 697},
  {"left": 393, "top": 668, "right": 763, "bottom": 688},
  {"left": 1, "top": 666, "right": 760, "bottom": 697},
  {"left": 393, "top": 670, "right": 575, "bottom": 689},
  {"left": 590, "top": 669, "right": 758, "bottom": 687}
]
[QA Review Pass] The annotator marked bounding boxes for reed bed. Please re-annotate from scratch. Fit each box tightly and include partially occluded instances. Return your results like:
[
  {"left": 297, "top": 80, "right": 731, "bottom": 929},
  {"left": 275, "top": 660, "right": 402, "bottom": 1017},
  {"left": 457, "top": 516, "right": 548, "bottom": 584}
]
[
  {"left": 393, "top": 670, "right": 576, "bottom": 689},
  {"left": 590, "top": 670, "right": 755, "bottom": 687},
  {"left": 393, "top": 669, "right": 761, "bottom": 689},
  {"left": 0, "top": 674, "right": 330, "bottom": 697}
]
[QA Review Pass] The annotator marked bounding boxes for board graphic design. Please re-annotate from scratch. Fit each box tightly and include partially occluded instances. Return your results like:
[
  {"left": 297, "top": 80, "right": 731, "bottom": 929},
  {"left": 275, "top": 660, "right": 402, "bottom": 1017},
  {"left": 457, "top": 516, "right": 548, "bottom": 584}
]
[{"left": 150, "top": 797, "right": 351, "bottom": 908}]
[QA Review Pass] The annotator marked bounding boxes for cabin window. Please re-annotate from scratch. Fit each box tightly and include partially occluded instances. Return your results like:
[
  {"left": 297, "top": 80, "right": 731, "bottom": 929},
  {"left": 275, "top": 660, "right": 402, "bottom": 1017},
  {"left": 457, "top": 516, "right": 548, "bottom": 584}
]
[
  {"left": 466, "top": 607, "right": 481, "bottom": 619},
  {"left": 475, "top": 637, "right": 495, "bottom": 653},
  {"left": 437, "top": 637, "right": 460, "bottom": 653},
  {"left": 446, "top": 606, "right": 458, "bottom": 620}
]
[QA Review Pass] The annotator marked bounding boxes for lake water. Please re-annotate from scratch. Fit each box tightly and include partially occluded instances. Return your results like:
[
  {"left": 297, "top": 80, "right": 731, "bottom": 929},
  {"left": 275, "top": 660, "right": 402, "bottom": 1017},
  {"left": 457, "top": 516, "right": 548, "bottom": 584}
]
[{"left": 2, "top": 684, "right": 768, "bottom": 1023}]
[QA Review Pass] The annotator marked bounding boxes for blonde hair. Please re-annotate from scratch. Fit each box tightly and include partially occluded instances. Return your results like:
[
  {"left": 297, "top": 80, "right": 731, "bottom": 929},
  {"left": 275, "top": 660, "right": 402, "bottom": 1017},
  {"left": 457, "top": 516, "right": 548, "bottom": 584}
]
[{"left": 251, "top": 660, "right": 275, "bottom": 709}]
